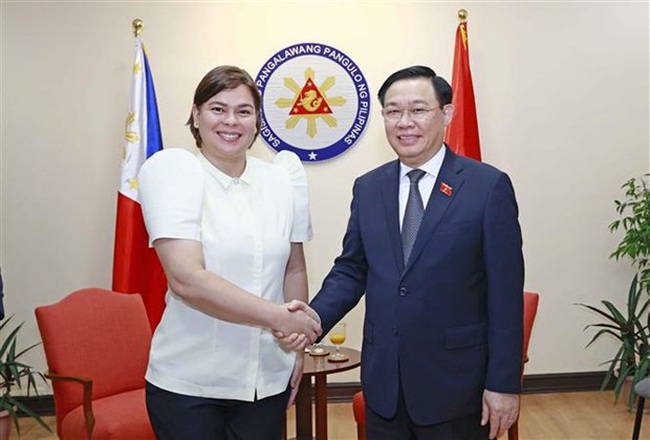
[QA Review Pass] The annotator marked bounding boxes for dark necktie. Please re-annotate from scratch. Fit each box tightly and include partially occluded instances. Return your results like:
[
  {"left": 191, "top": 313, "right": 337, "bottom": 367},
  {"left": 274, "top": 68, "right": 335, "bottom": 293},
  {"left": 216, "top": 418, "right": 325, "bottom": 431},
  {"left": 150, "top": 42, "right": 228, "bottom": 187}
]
[{"left": 402, "top": 169, "right": 426, "bottom": 263}]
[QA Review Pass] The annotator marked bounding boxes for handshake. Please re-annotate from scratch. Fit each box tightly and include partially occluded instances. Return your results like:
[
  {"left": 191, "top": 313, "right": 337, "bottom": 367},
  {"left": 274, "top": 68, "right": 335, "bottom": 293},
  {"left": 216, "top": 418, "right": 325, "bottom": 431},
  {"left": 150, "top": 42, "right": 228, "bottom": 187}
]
[{"left": 273, "top": 300, "right": 322, "bottom": 352}]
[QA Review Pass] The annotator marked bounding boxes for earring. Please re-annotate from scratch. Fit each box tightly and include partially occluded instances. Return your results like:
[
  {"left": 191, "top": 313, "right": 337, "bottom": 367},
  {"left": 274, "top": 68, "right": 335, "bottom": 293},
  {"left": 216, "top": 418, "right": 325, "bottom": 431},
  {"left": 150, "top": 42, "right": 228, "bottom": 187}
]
[{"left": 194, "top": 122, "right": 199, "bottom": 128}]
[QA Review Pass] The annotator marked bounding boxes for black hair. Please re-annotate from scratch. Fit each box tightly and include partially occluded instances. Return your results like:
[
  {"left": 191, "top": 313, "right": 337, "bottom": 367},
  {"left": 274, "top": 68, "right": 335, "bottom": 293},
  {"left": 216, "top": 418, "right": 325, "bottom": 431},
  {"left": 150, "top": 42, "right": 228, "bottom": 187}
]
[{"left": 377, "top": 65, "right": 452, "bottom": 108}]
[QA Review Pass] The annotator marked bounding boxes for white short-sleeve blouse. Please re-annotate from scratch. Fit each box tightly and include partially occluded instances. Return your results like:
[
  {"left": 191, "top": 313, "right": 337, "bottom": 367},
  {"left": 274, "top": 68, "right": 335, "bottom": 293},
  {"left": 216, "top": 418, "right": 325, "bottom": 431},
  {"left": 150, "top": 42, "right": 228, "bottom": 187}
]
[{"left": 138, "top": 148, "right": 312, "bottom": 401}]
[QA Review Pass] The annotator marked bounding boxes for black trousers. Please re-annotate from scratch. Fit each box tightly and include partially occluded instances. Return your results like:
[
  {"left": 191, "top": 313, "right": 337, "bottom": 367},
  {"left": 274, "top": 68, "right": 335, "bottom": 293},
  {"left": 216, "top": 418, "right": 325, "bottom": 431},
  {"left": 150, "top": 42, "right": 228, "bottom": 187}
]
[{"left": 146, "top": 381, "right": 290, "bottom": 440}]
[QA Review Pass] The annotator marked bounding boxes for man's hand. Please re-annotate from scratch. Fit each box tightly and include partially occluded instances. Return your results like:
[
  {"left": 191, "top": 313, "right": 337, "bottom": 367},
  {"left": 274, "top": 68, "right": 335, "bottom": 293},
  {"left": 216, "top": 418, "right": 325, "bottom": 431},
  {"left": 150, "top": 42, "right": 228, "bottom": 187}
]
[
  {"left": 481, "top": 389, "right": 520, "bottom": 439},
  {"left": 285, "top": 300, "right": 321, "bottom": 324},
  {"left": 287, "top": 353, "right": 305, "bottom": 408}
]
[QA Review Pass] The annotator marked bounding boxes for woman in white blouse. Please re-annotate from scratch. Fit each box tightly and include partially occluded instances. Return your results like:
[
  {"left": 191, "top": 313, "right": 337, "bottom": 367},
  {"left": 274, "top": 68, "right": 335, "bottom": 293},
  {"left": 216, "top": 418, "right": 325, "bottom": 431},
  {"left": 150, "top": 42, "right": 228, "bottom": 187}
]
[{"left": 138, "top": 65, "right": 321, "bottom": 440}]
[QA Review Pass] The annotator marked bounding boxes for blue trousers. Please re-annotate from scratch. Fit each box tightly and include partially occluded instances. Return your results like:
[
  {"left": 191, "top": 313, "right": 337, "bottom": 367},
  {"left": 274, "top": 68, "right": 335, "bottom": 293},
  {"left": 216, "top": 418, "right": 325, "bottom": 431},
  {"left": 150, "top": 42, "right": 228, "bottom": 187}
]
[
  {"left": 366, "top": 375, "right": 489, "bottom": 440},
  {"left": 146, "top": 381, "right": 290, "bottom": 440},
  {"left": 367, "top": 404, "right": 489, "bottom": 440}
]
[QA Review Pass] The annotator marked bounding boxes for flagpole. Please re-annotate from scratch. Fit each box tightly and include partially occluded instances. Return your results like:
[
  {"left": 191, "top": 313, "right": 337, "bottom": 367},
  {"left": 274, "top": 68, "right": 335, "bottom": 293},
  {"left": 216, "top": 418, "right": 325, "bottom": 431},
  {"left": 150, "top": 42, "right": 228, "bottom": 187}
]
[
  {"left": 132, "top": 18, "right": 143, "bottom": 37},
  {"left": 445, "top": 7, "right": 482, "bottom": 161},
  {"left": 457, "top": 8, "right": 467, "bottom": 23},
  {"left": 114, "top": 17, "right": 167, "bottom": 331}
]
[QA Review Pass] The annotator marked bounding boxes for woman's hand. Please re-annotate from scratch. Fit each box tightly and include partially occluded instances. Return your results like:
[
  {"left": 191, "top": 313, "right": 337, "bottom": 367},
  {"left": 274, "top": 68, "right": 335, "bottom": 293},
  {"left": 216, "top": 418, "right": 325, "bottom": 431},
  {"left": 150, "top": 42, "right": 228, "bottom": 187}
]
[
  {"left": 287, "top": 353, "right": 305, "bottom": 408},
  {"left": 274, "top": 301, "right": 322, "bottom": 351}
]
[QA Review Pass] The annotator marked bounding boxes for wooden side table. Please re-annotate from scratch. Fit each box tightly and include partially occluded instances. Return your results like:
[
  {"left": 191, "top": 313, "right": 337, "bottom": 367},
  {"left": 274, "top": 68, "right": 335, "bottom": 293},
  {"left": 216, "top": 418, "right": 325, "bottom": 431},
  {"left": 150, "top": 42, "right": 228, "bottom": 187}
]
[{"left": 292, "top": 346, "right": 361, "bottom": 440}]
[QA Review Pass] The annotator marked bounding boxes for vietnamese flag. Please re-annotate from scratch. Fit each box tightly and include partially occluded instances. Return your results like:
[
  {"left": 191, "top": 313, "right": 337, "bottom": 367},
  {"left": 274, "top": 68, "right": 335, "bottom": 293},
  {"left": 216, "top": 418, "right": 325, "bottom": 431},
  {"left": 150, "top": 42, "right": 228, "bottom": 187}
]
[
  {"left": 112, "top": 36, "right": 166, "bottom": 331},
  {"left": 445, "top": 19, "right": 482, "bottom": 161}
]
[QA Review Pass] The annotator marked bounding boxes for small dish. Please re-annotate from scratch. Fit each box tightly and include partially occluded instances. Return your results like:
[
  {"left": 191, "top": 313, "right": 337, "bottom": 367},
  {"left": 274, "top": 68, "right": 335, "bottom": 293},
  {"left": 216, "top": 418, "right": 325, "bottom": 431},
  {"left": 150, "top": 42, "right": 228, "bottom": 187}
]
[
  {"left": 308, "top": 347, "right": 330, "bottom": 357},
  {"left": 327, "top": 353, "right": 349, "bottom": 363}
]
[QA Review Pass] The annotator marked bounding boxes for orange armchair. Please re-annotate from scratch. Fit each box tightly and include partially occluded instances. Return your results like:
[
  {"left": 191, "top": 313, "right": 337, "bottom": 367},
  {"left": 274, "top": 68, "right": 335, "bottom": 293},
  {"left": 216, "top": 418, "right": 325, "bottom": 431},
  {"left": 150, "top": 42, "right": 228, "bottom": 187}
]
[
  {"left": 352, "top": 291, "right": 539, "bottom": 440},
  {"left": 35, "top": 288, "right": 155, "bottom": 440},
  {"left": 352, "top": 390, "right": 366, "bottom": 440}
]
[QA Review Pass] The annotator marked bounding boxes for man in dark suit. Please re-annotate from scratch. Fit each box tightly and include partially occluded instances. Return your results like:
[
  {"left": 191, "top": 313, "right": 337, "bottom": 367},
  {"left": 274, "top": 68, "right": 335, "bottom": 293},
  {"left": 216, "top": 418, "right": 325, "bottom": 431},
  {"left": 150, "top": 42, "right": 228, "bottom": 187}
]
[{"left": 307, "top": 66, "right": 524, "bottom": 439}]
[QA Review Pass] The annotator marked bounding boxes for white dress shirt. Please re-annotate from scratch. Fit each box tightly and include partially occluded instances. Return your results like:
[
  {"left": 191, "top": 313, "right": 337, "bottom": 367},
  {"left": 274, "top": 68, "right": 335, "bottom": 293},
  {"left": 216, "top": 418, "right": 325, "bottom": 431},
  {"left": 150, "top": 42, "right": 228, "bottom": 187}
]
[
  {"left": 138, "top": 148, "right": 312, "bottom": 401},
  {"left": 399, "top": 145, "right": 447, "bottom": 230}
]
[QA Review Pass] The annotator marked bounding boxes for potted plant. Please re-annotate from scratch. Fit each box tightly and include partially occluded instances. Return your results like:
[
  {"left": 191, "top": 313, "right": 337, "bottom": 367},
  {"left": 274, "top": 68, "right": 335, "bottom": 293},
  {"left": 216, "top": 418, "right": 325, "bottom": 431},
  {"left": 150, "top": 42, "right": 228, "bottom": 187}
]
[
  {"left": 0, "top": 315, "right": 52, "bottom": 437},
  {"left": 610, "top": 174, "right": 650, "bottom": 294},
  {"left": 578, "top": 174, "right": 650, "bottom": 409}
]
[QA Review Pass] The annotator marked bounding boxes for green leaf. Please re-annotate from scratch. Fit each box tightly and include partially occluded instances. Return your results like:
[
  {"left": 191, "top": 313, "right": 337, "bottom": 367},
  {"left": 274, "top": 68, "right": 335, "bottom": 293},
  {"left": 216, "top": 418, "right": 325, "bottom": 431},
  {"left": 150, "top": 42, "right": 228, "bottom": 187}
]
[{"left": 0, "top": 316, "right": 52, "bottom": 433}]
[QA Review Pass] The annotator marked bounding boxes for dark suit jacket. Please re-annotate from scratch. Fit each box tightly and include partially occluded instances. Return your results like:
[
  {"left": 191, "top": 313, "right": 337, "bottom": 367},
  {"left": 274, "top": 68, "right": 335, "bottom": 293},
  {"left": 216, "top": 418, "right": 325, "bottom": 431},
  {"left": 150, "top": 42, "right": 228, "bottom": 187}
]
[{"left": 310, "top": 148, "right": 524, "bottom": 425}]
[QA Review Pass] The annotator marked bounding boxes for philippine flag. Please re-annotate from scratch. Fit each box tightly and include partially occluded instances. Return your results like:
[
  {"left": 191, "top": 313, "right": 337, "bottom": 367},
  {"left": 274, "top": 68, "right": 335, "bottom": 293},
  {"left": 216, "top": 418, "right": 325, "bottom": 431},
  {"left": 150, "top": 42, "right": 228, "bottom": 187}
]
[{"left": 112, "top": 37, "right": 166, "bottom": 331}]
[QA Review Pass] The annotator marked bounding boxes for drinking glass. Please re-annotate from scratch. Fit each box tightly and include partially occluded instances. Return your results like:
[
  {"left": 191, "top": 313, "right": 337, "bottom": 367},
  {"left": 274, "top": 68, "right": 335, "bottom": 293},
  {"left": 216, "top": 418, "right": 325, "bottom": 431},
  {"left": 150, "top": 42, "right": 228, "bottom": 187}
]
[{"left": 328, "top": 322, "right": 348, "bottom": 361}]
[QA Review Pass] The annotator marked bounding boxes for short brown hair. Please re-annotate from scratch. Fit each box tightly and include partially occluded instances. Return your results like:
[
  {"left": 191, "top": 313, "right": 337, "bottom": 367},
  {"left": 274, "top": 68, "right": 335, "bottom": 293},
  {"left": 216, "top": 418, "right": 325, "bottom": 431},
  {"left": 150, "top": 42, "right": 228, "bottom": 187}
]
[{"left": 186, "top": 66, "right": 261, "bottom": 148}]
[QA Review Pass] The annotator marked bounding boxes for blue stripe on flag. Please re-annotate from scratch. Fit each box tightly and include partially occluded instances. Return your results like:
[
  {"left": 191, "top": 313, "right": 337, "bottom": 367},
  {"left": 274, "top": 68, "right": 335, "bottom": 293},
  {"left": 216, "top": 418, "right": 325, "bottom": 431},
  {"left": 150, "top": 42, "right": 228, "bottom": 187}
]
[{"left": 143, "top": 51, "right": 163, "bottom": 159}]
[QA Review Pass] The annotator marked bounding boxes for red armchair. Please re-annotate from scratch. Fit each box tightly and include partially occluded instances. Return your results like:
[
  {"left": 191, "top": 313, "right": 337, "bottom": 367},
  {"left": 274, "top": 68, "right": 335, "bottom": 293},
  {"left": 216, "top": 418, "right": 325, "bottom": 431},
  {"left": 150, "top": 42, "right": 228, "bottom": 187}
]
[
  {"left": 352, "top": 390, "right": 366, "bottom": 440},
  {"left": 352, "top": 291, "right": 540, "bottom": 440},
  {"left": 508, "top": 291, "right": 539, "bottom": 440},
  {"left": 35, "top": 288, "right": 155, "bottom": 439}
]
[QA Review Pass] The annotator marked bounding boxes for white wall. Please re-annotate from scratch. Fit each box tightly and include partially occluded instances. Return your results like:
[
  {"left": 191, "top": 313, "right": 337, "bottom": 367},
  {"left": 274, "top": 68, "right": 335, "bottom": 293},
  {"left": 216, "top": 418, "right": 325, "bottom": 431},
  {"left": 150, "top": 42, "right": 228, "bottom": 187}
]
[{"left": 1, "top": 1, "right": 648, "bottom": 390}]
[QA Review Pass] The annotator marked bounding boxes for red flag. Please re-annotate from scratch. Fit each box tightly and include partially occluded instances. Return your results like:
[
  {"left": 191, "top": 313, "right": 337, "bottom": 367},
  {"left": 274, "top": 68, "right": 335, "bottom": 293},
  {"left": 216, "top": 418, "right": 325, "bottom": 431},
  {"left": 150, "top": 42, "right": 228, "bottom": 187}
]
[
  {"left": 445, "top": 20, "right": 482, "bottom": 161},
  {"left": 440, "top": 182, "right": 453, "bottom": 197},
  {"left": 113, "top": 37, "right": 167, "bottom": 331}
]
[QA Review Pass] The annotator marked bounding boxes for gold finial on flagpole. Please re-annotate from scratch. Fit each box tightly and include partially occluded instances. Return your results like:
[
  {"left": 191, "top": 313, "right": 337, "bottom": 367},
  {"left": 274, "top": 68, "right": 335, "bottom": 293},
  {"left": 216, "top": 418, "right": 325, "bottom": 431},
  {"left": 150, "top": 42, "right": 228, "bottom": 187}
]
[
  {"left": 132, "top": 19, "right": 143, "bottom": 37},
  {"left": 457, "top": 9, "right": 468, "bottom": 23}
]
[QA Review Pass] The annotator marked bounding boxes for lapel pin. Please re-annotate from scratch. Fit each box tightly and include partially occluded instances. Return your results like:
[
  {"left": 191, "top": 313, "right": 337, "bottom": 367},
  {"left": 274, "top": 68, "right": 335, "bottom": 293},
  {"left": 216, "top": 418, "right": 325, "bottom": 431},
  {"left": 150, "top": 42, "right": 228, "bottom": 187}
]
[{"left": 440, "top": 182, "right": 453, "bottom": 197}]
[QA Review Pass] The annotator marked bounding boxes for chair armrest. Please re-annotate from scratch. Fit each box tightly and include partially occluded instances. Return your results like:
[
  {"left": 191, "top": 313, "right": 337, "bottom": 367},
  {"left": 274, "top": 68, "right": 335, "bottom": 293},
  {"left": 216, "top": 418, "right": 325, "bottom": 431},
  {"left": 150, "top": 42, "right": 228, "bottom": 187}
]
[{"left": 45, "top": 370, "right": 95, "bottom": 440}]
